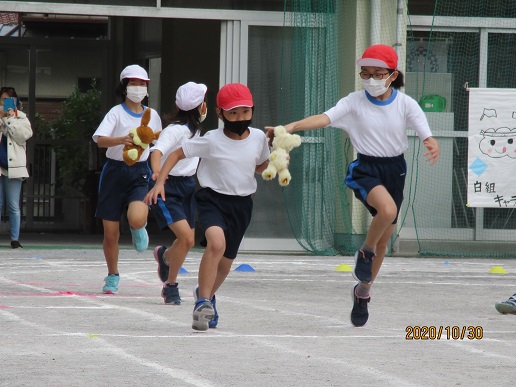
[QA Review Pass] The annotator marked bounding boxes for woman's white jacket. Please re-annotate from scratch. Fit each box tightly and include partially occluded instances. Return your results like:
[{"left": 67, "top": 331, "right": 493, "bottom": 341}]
[{"left": 0, "top": 110, "right": 33, "bottom": 179}]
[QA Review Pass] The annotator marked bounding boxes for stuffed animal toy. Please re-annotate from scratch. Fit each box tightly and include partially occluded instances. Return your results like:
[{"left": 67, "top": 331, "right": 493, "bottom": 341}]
[
  {"left": 262, "top": 125, "right": 301, "bottom": 186},
  {"left": 122, "top": 108, "right": 161, "bottom": 166}
]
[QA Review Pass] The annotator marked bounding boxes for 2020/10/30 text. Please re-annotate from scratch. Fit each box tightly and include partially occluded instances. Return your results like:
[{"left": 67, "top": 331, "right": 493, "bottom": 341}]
[{"left": 405, "top": 326, "right": 483, "bottom": 340}]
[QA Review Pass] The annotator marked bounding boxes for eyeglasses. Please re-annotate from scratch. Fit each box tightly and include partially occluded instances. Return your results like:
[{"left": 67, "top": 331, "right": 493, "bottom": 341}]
[{"left": 359, "top": 72, "right": 390, "bottom": 80}]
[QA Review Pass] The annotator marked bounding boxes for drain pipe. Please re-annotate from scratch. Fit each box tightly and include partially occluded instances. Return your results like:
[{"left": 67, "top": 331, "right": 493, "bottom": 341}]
[
  {"left": 395, "top": 0, "right": 404, "bottom": 59},
  {"left": 371, "top": 0, "right": 382, "bottom": 45}
]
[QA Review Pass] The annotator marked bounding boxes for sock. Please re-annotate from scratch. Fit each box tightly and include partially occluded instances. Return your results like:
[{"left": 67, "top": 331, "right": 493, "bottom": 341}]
[
  {"left": 361, "top": 244, "right": 375, "bottom": 254},
  {"left": 355, "top": 282, "right": 370, "bottom": 299},
  {"left": 107, "top": 273, "right": 119, "bottom": 276},
  {"left": 164, "top": 282, "right": 178, "bottom": 287}
]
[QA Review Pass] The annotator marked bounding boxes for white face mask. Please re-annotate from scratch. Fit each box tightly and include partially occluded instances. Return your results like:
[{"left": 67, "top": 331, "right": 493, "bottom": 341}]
[
  {"left": 126, "top": 86, "right": 148, "bottom": 103},
  {"left": 362, "top": 73, "right": 393, "bottom": 97},
  {"left": 199, "top": 103, "right": 207, "bottom": 122}
]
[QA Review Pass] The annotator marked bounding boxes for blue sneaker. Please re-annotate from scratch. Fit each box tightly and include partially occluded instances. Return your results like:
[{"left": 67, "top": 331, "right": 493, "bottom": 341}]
[
  {"left": 495, "top": 293, "right": 516, "bottom": 314},
  {"left": 192, "top": 298, "right": 214, "bottom": 331},
  {"left": 103, "top": 274, "right": 120, "bottom": 294},
  {"left": 353, "top": 249, "right": 375, "bottom": 284},
  {"left": 130, "top": 225, "right": 149, "bottom": 252},
  {"left": 154, "top": 245, "right": 169, "bottom": 283},
  {"left": 194, "top": 285, "right": 218, "bottom": 328}
]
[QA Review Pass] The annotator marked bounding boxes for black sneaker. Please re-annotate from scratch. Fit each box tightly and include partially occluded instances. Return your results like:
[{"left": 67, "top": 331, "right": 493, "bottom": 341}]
[
  {"left": 153, "top": 246, "right": 169, "bottom": 283},
  {"left": 161, "top": 283, "right": 181, "bottom": 305},
  {"left": 10, "top": 240, "right": 22, "bottom": 249},
  {"left": 353, "top": 249, "right": 375, "bottom": 284},
  {"left": 350, "top": 284, "right": 370, "bottom": 327}
]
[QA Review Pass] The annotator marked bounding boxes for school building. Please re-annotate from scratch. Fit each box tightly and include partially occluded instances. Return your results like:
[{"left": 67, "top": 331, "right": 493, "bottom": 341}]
[{"left": 0, "top": 1, "right": 515, "bottom": 255}]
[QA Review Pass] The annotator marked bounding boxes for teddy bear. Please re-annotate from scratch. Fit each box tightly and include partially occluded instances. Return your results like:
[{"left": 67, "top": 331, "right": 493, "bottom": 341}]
[
  {"left": 262, "top": 125, "right": 301, "bottom": 186},
  {"left": 122, "top": 108, "right": 161, "bottom": 166}
]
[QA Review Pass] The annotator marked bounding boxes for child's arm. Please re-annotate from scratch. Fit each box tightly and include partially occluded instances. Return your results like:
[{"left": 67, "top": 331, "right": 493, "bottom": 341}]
[
  {"left": 149, "top": 149, "right": 162, "bottom": 181},
  {"left": 255, "top": 160, "right": 269, "bottom": 175},
  {"left": 96, "top": 134, "right": 133, "bottom": 148},
  {"left": 144, "top": 147, "right": 186, "bottom": 204},
  {"left": 265, "top": 113, "right": 330, "bottom": 143}
]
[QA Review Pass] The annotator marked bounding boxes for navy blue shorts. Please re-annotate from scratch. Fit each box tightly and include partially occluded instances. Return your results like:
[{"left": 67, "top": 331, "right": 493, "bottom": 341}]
[
  {"left": 195, "top": 187, "right": 253, "bottom": 260},
  {"left": 149, "top": 176, "right": 196, "bottom": 231},
  {"left": 345, "top": 153, "right": 406, "bottom": 224},
  {"left": 95, "top": 159, "right": 151, "bottom": 221}
]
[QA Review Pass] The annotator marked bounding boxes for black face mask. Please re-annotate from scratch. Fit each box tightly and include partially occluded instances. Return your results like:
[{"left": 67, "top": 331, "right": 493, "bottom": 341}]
[{"left": 222, "top": 116, "right": 252, "bottom": 136}]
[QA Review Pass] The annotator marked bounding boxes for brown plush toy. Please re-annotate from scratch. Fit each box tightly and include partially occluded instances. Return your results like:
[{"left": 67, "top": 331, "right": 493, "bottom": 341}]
[{"left": 122, "top": 108, "right": 161, "bottom": 166}]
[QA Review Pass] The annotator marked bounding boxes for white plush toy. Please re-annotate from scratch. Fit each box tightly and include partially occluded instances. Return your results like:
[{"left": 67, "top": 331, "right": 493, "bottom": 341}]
[{"left": 262, "top": 125, "right": 301, "bottom": 186}]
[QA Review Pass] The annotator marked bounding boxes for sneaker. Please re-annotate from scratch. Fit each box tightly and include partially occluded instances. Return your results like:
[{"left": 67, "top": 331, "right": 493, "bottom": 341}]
[
  {"left": 495, "top": 293, "right": 516, "bottom": 314},
  {"left": 353, "top": 249, "right": 375, "bottom": 284},
  {"left": 130, "top": 225, "right": 149, "bottom": 252},
  {"left": 154, "top": 246, "right": 169, "bottom": 283},
  {"left": 103, "top": 274, "right": 120, "bottom": 294},
  {"left": 194, "top": 285, "right": 218, "bottom": 328},
  {"left": 350, "top": 284, "right": 370, "bottom": 327},
  {"left": 192, "top": 298, "right": 215, "bottom": 331},
  {"left": 161, "top": 283, "right": 181, "bottom": 305},
  {"left": 10, "top": 240, "right": 22, "bottom": 249}
]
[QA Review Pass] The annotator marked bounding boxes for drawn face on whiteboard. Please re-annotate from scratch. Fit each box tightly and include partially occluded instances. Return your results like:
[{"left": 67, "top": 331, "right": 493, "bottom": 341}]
[{"left": 479, "top": 127, "right": 516, "bottom": 158}]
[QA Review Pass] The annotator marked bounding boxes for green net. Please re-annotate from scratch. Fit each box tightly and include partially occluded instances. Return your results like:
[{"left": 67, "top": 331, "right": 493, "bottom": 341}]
[
  {"left": 280, "top": 1, "right": 358, "bottom": 256},
  {"left": 405, "top": 1, "right": 516, "bottom": 257},
  {"left": 279, "top": 0, "right": 516, "bottom": 257}
]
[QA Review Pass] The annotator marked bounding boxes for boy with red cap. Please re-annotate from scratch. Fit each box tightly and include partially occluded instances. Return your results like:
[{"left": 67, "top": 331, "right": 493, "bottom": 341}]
[
  {"left": 145, "top": 83, "right": 270, "bottom": 330},
  {"left": 266, "top": 44, "right": 441, "bottom": 327}
]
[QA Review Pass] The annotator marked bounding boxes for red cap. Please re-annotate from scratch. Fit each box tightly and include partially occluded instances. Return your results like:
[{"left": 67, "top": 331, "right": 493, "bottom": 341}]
[
  {"left": 356, "top": 44, "right": 398, "bottom": 69},
  {"left": 216, "top": 83, "right": 254, "bottom": 110}
]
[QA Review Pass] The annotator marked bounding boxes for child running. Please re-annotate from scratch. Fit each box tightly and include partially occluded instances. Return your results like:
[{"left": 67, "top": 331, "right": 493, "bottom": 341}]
[
  {"left": 266, "top": 44, "right": 441, "bottom": 327},
  {"left": 149, "top": 81, "right": 207, "bottom": 305},
  {"left": 92, "top": 64, "right": 162, "bottom": 294},
  {"left": 145, "top": 83, "right": 270, "bottom": 330}
]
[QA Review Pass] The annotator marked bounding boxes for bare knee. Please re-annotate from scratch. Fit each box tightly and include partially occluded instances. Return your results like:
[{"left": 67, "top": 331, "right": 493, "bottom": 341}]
[
  {"left": 177, "top": 234, "right": 195, "bottom": 250},
  {"left": 377, "top": 205, "right": 397, "bottom": 224},
  {"left": 206, "top": 238, "right": 225, "bottom": 257}
]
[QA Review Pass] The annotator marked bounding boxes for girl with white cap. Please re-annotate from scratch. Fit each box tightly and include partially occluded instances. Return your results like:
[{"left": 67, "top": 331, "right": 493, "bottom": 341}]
[
  {"left": 266, "top": 44, "right": 441, "bottom": 327},
  {"left": 92, "top": 64, "right": 162, "bottom": 294},
  {"left": 149, "top": 81, "right": 207, "bottom": 305}
]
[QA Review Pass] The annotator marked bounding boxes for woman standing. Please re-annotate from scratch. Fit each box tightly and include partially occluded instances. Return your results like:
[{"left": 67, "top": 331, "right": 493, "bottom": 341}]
[{"left": 0, "top": 87, "right": 32, "bottom": 249}]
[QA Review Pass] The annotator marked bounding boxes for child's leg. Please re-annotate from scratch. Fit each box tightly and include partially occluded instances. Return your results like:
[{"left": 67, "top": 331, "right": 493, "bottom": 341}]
[
  {"left": 371, "top": 223, "right": 395, "bottom": 283},
  {"left": 197, "top": 225, "right": 226, "bottom": 300},
  {"left": 363, "top": 185, "right": 397, "bottom": 250},
  {"left": 209, "top": 257, "right": 234, "bottom": 296},
  {"left": 127, "top": 201, "right": 148, "bottom": 230},
  {"left": 165, "top": 220, "right": 195, "bottom": 284},
  {"left": 102, "top": 219, "right": 120, "bottom": 274}
]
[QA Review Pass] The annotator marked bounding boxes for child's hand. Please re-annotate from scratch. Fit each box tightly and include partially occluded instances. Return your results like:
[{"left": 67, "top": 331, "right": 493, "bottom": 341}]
[
  {"left": 423, "top": 136, "right": 440, "bottom": 165},
  {"left": 144, "top": 183, "right": 165, "bottom": 205},
  {"left": 151, "top": 169, "right": 160, "bottom": 181},
  {"left": 122, "top": 134, "right": 134, "bottom": 146},
  {"left": 264, "top": 126, "right": 276, "bottom": 147}
]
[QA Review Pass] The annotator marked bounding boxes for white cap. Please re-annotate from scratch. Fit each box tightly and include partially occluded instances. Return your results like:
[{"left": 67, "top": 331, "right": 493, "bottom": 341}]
[
  {"left": 119, "top": 64, "right": 150, "bottom": 82},
  {"left": 175, "top": 82, "right": 207, "bottom": 111}
]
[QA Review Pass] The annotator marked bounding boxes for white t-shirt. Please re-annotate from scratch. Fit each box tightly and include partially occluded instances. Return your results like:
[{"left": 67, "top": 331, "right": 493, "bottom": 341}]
[
  {"left": 151, "top": 123, "right": 199, "bottom": 176},
  {"left": 182, "top": 127, "right": 270, "bottom": 196},
  {"left": 324, "top": 89, "right": 432, "bottom": 157},
  {"left": 92, "top": 104, "right": 163, "bottom": 161}
]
